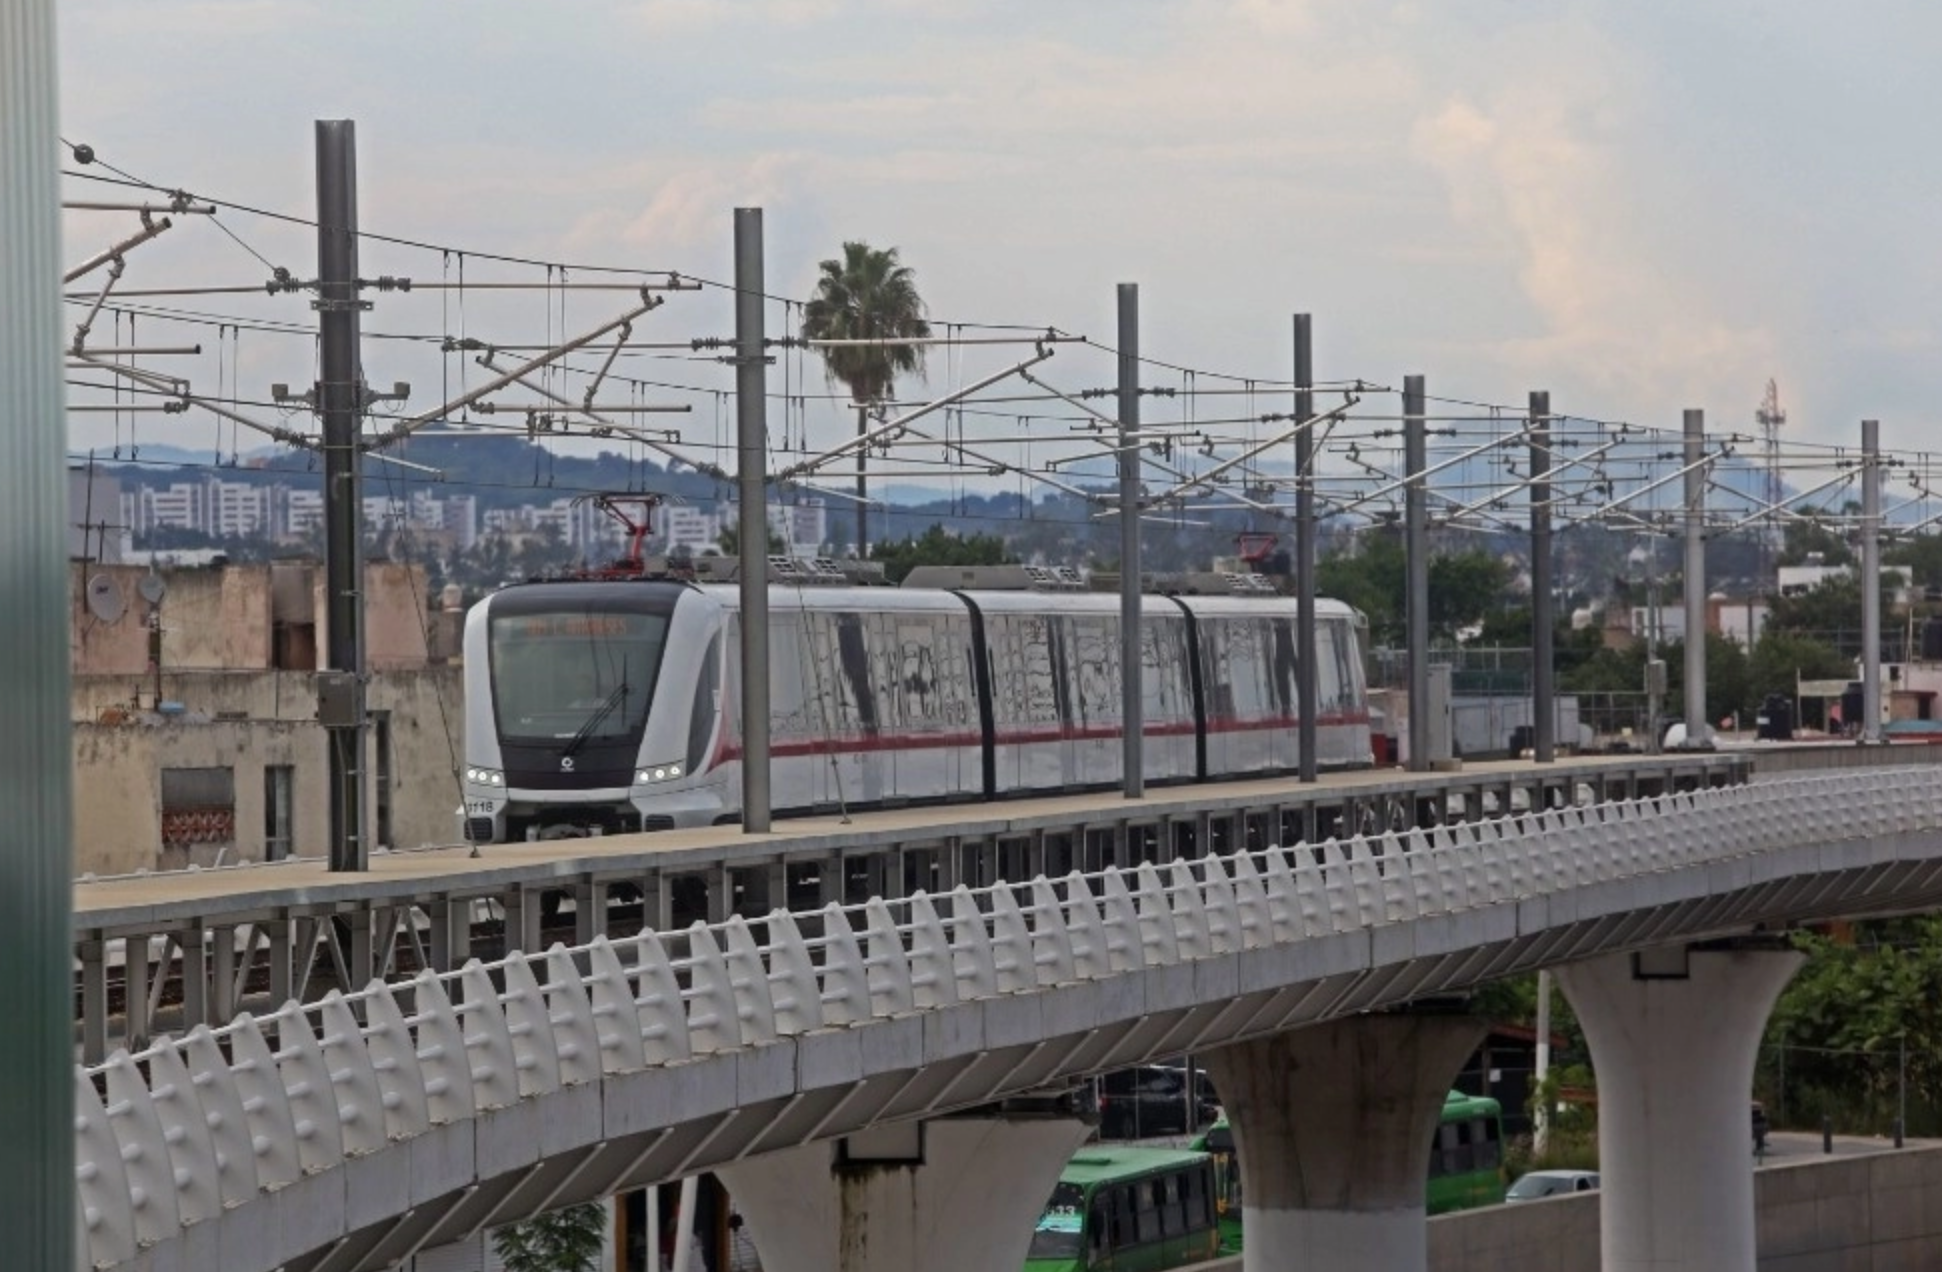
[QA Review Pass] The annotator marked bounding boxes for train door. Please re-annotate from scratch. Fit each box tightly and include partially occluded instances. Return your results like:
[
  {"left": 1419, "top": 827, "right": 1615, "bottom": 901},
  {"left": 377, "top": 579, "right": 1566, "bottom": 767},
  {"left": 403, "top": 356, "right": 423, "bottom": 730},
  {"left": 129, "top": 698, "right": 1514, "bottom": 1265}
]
[
  {"left": 985, "top": 611, "right": 1067, "bottom": 795},
  {"left": 1066, "top": 613, "right": 1119, "bottom": 786},
  {"left": 1141, "top": 610, "right": 1196, "bottom": 782},
  {"left": 761, "top": 612, "right": 832, "bottom": 814},
  {"left": 882, "top": 610, "right": 977, "bottom": 802},
  {"left": 800, "top": 609, "right": 871, "bottom": 810}
]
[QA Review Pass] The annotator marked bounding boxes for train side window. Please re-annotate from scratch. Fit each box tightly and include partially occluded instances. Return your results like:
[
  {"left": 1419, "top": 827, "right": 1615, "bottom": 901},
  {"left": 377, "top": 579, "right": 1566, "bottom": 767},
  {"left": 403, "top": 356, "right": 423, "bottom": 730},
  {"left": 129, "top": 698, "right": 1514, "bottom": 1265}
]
[
  {"left": 1111, "top": 1185, "right": 1137, "bottom": 1247},
  {"left": 687, "top": 634, "right": 720, "bottom": 773},
  {"left": 1451, "top": 1119, "right": 1477, "bottom": 1174},
  {"left": 1183, "top": 1164, "right": 1209, "bottom": 1229},
  {"left": 1142, "top": 614, "right": 1188, "bottom": 719},
  {"left": 765, "top": 616, "right": 812, "bottom": 740},
  {"left": 1159, "top": 1172, "right": 1185, "bottom": 1237},
  {"left": 1088, "top": 1201, "right": 1109, "bottom": 1257},
  {"left": 1200, "top": 619, "right": 1235, "bottom": 719},
  {"left": 990, "top": 614, "right": 1058, "bottom": 726},
  {"left": 1431, "top": 1121, "right": 1459, "bottom": 1178},
  {"left": 834, "top": 611, "right": 879, "bottom": 731},
  {"left": 1473, "top": 1117, "right": 1502, "bottom": 1169},
  {"left": 1134, "top": 1177, "right": 1162, "bottom": 1244},
  {"left": 892, "top": 617, "right": 936, "bottom": 729},
  {"left": 1271, "top": 617, "right": 1298, "bottom": 719},
  {"left": 1317, "top": 620, "right": 1347, "bottom": 714},
  {"left": 1066, "top": 615, "right": 1115, "bottom": 725}
]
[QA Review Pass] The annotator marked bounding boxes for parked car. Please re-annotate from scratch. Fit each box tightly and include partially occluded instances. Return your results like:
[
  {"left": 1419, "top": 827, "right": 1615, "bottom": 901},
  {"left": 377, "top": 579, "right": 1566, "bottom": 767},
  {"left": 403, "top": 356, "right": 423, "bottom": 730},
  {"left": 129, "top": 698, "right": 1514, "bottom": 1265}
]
[
  {"left": 1096, "top": 1065, "right": 1221, "bottom": 1139},
  {"left": 1506, "top": 1169, "right": 1600, "bottom": 1202}
]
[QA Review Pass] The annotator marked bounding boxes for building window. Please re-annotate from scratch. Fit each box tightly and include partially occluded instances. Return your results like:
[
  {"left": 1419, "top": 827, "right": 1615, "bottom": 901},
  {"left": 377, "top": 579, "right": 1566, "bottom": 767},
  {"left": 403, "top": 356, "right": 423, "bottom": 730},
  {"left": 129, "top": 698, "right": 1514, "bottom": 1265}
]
[
  {"left": 372, "top": 711, "right": 393, "bottom": 849},
  {"left": 264, "top": 765, "right": 294, "bottom": 861},
  {"left": 161, "top": 766, "right": 236, "bottom": 848}
]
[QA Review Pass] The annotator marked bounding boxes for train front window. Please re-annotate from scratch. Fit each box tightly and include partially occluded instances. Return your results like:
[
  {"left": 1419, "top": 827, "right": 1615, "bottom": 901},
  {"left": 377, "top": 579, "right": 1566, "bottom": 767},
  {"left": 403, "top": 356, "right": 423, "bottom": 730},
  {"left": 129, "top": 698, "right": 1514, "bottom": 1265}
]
[
  {"left": 489, "top": 610, "right": 668, "bottom": 743},
  {"left": 1027, "top": 1182, "right": 1086, "bottom": 1259}
]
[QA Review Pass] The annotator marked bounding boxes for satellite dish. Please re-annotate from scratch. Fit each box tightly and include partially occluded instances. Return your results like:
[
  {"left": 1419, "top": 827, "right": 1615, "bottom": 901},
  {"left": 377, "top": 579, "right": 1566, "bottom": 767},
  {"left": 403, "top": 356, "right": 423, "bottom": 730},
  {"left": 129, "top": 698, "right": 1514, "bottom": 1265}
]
[
  {"left": 85, "top": 574, "right": 126, "bottom": 624},
  {"left": 138, "top": 573, "right": 166, "bottom": 604}
]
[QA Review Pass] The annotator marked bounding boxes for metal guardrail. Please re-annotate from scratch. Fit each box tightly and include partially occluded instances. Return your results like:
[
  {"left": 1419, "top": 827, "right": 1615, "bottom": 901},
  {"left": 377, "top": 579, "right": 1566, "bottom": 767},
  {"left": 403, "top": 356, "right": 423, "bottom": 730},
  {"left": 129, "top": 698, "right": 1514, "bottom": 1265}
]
[
  {"left": 71, "top": 755, "right": 1747, "bottom": 1063},
  {"left": 72, "top": 769, "right": 1942, "bottom": 1270}
]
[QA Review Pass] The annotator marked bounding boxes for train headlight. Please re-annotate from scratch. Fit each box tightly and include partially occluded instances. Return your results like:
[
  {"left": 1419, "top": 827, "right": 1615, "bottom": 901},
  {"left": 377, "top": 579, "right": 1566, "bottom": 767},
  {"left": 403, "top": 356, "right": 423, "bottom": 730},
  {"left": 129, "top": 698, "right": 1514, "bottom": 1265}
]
[
  {"left": 465, "top": 767, "right": 505, "bottom": 787},
  {"left": 635, "top": 763, "right": 684, "bottom": 784}
]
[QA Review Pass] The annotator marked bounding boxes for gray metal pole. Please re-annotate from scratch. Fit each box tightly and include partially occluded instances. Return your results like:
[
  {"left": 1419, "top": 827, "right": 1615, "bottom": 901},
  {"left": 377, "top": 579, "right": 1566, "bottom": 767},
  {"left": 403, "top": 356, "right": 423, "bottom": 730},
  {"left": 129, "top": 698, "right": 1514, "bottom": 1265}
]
[
  {"left": 735, "top": 208, "right": 772, "bottom": 831},
  {"left": 1530, "top": 391, "right": 1555, "bottom": 762},
  {"left": 855, "top": 403, "right": 868, "bottom": 558},
  {"left": 1118, "top": 283, "right": 1144, "bottom": 799},
  {"left": 1404, "top": 375, "right": 1430, "bottom": 773},
  {"left": 1682, "top": 409, "right": 1710, "bottom": 749},
  {"left": 1533, "top": 969, "right": 1553, "bottom": 1154},
  {"left": 316, "top": 120, "right": 368, "bottom": 871},
  {"left": 1294, "top": 314, "right": 1319, "bottom": 782},
  {"left": 0, "top": 2, "right": 75, "bottom": 1263},
  {"left": 1862, "top": 417, "right": 1883, "bottom": 745}
]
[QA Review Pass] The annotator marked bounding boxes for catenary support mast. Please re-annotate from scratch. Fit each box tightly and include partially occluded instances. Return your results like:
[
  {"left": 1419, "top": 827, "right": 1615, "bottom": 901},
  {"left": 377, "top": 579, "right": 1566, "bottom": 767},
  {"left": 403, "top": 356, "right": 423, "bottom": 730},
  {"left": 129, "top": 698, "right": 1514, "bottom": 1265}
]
[
  {"left": 735, "top": 209, "right": 772, "bottom": 831},
  {"left": 1861, "top": 417, "right": 1882, "bottom": 746},
  {"left": 315, "top": 120, "right": 369, "bottom": 871},
  {"left": 1530, "top": 391, "right": 1554, "bottom": 762},
  {"left": 1404, "top": 375, "right": 1429, "bottom": 772},
  {"left": 1294, "top": 314, "right": 1319, "bottom": 782},
  {"left": 1681, "top": 409, "right": 1710, "bottom": 749},
  {"left": 1118, "top": 284, "right": 1144, "bottom": 799}
]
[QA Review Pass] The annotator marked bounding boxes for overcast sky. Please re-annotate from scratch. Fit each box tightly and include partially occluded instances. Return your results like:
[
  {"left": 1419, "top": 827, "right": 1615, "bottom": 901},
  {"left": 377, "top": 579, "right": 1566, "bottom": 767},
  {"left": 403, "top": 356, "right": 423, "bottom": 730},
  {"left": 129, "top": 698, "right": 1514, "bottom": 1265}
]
[{"left": 55, "top": 0, "right": 1942, "bottom": 478}]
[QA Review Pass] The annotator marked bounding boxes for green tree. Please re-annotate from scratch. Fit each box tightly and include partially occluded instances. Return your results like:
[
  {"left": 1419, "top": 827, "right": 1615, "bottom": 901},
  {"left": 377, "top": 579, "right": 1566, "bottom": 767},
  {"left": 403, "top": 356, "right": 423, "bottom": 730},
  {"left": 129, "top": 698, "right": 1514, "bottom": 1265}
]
[
  {"left": 1885, "top": 530, "right": 1942, "bottom": 590},
  {"left": 802, "top": 242, "right": 931, "bottom": 556},
  {"left": 512, "top": 522, "right": 574, "bottom": 580},
  {"left": 869, "top": 524, "right": 1015, "bottom": 584},
  {"left": 1747, "top": 631, "right": 1851, "bottom": 707},
  {"left": 1764, "top": 919, "right": 1942, "bottom": 1134},
  {"left": 1701, "top": 632, "right": 1750, "bottom": 725},
  {"left": 1779, "top": 507, "right": 1856, "bottom": 568},
  {"left": 1559, "top": 641, "right": 1648, "bottom": 697},
  {"left": 1766, "top": 574, "right": 1861, "bottom": 641},
  {"left": 491, "top": 1203, "right": 606, "bottom": 1272},
  {"left": 1317, "top": 535, "right": 1403, "bottom": 643},
  {"left": 715, "top": 524, "right": 786, "bottom": 556},
  {"left": 1317, "top": 536, "right": 1514, "bottom": 646}
]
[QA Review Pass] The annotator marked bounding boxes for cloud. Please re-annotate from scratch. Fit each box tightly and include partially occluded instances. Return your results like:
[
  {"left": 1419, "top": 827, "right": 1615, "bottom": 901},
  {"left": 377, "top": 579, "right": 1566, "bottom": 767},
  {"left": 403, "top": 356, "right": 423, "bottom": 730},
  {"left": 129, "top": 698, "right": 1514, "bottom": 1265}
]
[
  {"left": 1409, "top": 31, "right": 1775, "bottom": 413},
  {"left": 561, "top": 152, "right": 825, "bottom": 261},
  {"left": 623, "top": 0, "right": 843, "bottom": 33}
]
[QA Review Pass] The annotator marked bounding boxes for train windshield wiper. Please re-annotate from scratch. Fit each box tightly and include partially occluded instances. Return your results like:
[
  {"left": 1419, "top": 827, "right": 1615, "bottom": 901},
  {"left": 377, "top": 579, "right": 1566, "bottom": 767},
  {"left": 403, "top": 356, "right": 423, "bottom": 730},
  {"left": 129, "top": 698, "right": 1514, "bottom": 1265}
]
[{"left": 562, "top": 680, "right": 629, "bottom": 757}]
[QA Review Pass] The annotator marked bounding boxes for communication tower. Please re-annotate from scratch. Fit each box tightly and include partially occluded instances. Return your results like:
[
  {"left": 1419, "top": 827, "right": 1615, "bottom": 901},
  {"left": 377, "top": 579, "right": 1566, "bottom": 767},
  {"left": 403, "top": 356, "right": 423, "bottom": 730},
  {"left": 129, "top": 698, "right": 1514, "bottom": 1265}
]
[
  {"left": 1756, "top": 379, "right": 1787, "bottom": 593},
  {"left": 1756, "top": 379, "right": 1786, "bottom": 514}
]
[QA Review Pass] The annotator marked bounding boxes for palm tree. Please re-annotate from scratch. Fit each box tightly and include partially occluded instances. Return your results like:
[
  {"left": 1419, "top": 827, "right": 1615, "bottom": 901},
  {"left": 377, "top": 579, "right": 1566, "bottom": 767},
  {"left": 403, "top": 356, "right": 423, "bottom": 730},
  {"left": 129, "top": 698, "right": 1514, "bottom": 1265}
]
[{"left": 801, "top": 242, "right": 931, "bottom": 556}]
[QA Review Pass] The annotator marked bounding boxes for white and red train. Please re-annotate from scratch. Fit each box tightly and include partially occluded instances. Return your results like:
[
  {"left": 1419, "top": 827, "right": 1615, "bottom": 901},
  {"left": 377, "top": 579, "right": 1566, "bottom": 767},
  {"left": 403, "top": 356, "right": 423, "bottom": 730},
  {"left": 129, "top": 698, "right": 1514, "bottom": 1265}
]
[{"left": 460, "top": 574, "right": 1372, "bottom": 842}]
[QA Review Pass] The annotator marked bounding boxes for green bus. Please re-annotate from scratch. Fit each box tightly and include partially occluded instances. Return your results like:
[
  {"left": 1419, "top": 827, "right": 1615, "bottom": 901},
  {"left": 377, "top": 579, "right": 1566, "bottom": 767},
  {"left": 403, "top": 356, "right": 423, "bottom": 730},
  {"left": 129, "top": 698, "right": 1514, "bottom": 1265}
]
[
  {"left": 1189, "top": 1090, "right": 1506, "bottom": 1253},
  {"left": 1024, "top": 1146, "right": 1223, "bottom": 1272}
]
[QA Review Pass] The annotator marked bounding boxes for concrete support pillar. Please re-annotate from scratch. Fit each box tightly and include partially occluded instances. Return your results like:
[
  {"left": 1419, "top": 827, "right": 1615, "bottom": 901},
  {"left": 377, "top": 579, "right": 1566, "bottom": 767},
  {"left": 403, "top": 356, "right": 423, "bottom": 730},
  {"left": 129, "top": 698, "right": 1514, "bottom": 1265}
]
[
  {"left": 1556, "top": 944, "right": 1805, "bottom": 1272},
  {"left": 717, "top": 1116, "right": 1090, "bottom": 1272},
  {"left": 1200, "top": 1014, "right": 1486, "bottom": 1272}
]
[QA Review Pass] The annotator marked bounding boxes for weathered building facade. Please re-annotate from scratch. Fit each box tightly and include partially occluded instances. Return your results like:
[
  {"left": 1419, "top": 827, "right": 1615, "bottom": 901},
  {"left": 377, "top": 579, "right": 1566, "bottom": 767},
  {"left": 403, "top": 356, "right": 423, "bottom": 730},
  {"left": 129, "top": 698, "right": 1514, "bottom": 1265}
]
[{"left": 69, "top": 558, "right": 466, "bottom": 875}]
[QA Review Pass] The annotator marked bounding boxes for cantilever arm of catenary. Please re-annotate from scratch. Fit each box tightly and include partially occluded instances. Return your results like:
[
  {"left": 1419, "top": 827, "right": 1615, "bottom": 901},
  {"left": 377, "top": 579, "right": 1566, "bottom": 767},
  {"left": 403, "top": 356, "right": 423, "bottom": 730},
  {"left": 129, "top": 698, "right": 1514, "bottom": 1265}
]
[
  {"left": 1151, "top": 397, "right": 1359, "bottom": 509},
  {"left": 470, "top": 352, "right": 722, "bottom": 480},
  {"left": 774, "top": 347, "right": 1057, "bottom": 482},
  {"left": 1331, "top": 420, "right": 1531, "bottom": 518},
  {"left": 63, "top": 211, "right": 174, "bottom": 285},
  {"left": 70, "top": 350, "right": 314, "bottom": 450},
  {"left": 1439, "top": 435, "right": 1623, "bottom": 524},
  {"left": 1714, "top": 467, "right": 1857, "bottom": 536},
  {"left": 371, "top": 295, "right": 662, "bottom": 447}
]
